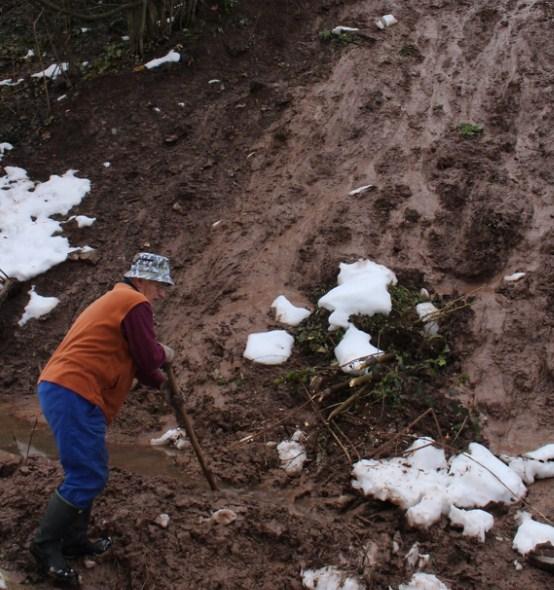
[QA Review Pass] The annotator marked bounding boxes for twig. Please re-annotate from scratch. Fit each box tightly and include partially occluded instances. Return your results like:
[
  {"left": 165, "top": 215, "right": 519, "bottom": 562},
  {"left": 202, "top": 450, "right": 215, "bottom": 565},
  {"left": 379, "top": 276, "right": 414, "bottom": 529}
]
[
  {"left": 301, "top": 384, "right": 352, "bottom": 464},
  {"left": 368, "top": 407, "right": 433, "bottom": 459},
  {"left": 32, "top": 9, "right": 51, "bottom": 116},
  {"left": 32, "top": 0, "right": 143, "bottom": 21},
  {"left": 25, "top": 417, "right": 39, "bottom": 463}
]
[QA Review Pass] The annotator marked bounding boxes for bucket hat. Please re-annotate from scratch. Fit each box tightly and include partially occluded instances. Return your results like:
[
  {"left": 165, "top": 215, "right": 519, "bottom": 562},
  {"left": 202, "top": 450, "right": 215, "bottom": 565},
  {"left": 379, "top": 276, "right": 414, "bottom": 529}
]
[{"left": 124, "top": 252, "right": 174, "bottom": 286}]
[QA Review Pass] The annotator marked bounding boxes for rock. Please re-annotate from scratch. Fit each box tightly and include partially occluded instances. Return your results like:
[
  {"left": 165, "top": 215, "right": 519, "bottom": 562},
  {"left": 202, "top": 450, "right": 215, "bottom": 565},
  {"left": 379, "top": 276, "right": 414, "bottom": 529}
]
[
  {"left": 154, "top": 513, "right": 170, "bottom": 529},
  {"left": 209, "top": 509, "right": 237, "bottom": 526},
  {"left": 0, "top": 450, "right": 21, "bottom": 477}
]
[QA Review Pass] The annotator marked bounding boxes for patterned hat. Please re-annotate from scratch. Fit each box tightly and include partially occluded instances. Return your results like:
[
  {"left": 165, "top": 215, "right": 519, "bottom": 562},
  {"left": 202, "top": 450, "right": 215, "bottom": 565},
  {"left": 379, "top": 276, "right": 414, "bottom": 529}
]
[{"left": 124, "top": 252, "right": 174, "bottom": 286}]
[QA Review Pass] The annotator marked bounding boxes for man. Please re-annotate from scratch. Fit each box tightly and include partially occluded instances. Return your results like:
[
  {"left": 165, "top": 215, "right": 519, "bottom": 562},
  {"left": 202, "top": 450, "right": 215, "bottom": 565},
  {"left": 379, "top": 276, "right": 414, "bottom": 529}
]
[{"left": 31, "top": 252, "right": 175, "bottom": 585}]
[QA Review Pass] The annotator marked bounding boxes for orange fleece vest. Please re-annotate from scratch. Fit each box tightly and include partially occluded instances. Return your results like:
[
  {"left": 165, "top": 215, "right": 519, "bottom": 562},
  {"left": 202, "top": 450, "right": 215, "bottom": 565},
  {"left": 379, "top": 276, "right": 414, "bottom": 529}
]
[{"left": 40, "top": 283, "right": 148, "bottom": 423}]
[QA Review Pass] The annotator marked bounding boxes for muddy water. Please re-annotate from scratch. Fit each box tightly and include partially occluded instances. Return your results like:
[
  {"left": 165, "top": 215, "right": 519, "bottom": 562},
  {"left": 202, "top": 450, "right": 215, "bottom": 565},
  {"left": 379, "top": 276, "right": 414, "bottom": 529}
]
[{"left": 0, "top": 410, "right": 188, "bottom": 481}]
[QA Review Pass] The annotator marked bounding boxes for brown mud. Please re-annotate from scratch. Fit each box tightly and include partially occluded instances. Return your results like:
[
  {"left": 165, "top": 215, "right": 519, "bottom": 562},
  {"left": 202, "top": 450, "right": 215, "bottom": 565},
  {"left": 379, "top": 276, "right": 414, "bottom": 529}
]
[{"left": 1, "top": 0, "right": 554, "bottom": 588}]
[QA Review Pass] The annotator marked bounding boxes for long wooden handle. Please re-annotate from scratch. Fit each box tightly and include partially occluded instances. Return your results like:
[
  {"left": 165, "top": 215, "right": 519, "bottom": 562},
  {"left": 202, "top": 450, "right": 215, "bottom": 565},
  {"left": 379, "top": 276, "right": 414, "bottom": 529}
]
[{"left": 164, "top": 365, "right": 219, "bottom": 491}]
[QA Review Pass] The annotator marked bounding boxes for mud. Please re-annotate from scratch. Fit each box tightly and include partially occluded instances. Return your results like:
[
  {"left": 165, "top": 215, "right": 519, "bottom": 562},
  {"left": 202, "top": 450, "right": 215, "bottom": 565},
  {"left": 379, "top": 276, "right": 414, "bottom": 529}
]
[{"left": 1, "top": 0, "right": 554, "bottom": 588}]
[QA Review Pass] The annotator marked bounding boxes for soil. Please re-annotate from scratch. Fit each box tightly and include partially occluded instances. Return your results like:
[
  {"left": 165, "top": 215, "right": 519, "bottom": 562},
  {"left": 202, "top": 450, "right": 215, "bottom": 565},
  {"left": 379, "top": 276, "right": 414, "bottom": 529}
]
[{"left": 1, "top": 0, "right": 554, "bottom": 589}]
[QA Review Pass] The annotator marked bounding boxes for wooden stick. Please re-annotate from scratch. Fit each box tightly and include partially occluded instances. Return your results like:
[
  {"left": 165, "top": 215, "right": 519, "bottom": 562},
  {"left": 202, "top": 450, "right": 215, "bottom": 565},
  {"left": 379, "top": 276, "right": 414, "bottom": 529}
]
[{"left": 164, "top": 365, "right": 218, "bottom": 491}]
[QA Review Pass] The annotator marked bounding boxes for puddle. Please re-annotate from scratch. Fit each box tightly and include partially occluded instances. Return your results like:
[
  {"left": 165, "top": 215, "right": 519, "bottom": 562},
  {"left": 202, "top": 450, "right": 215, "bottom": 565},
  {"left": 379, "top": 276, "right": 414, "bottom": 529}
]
[{"left": 0, "top": 409, "right": 189, "bottom": 481}]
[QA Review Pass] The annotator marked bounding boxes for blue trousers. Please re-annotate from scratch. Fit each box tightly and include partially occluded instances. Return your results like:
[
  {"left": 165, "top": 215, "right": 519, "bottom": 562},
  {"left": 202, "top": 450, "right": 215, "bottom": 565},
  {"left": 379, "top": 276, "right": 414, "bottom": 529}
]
[{"left": 38, "top": 381, "right": 109, "bottom": 509}]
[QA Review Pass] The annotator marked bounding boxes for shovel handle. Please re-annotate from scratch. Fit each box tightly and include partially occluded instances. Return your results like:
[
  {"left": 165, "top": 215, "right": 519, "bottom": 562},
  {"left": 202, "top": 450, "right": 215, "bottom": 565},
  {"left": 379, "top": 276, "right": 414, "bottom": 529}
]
[{"left": 164, "top": 364, "right": 219, "bottom": 491}]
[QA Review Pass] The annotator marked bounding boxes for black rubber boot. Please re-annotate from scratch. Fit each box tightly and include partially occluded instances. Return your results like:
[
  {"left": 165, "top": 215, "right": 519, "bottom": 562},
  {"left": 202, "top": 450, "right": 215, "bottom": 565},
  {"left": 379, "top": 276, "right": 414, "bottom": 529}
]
[
  {"left": 30, "top": 491, "right": 81, "bottom": 586},
  {"left": 62, "top": 507, "right": 112, "bottom": 558}
]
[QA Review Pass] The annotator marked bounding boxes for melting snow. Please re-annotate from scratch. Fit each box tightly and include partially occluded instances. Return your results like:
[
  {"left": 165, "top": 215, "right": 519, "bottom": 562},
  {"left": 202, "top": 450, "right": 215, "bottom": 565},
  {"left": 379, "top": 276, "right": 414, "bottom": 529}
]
[
  {"left": 18, "top": 286, "right": 59, "bottom": 326},
  {"left": 318, "top": 259, "right": 397, "bottom": 330},
  {"left": 504, "top": 272, "right": 526, "bottom": 282},
  {"left": 352, "top": 437, "right": 526, "bottom": 535},
  {"left": 31, "top": 63, "right": 68, "bottom": 79},
  {"left": 150, "top": 428, "right": 188, "bottom": 450},
  {"left": 0, "top": 166, "right": 91, "bottom": 281},
  {"left": 513, "top": 512, "right": 554, "bottom": 555},
  {"left": 243, "top": 330, "right": 294, "bottom": 364},
  {"left": 503, "top": 443, "right": 554, "bottom": 484},
  {"left": 271, "top": 295, "right": 311, "bottom": 326},
  {"left": 302, "top": 566, "right": 363, "bottom": 590},
  {"left": 0, "top": 143, "right": 13, "bottom": 160},
  {"left": 277, "top": 430, "right": 307, "bottom": 475},
  {"left": 334, "top": 324, "right": 382, "bottom": 374},
  {"left": 448, "top": 506, "right": 494, "bottom": 543},
  {"left": 74, "top": 215, "right": 96, "bottom": 228},
  {"left": 415, "top": 302, "right": 439, "bottom": 336},
  {"left": 145, "top": 50, "right": 180, "bottom": 70},
  {"left": 0, "top": 79, "right": 24, "bottom": 87}
]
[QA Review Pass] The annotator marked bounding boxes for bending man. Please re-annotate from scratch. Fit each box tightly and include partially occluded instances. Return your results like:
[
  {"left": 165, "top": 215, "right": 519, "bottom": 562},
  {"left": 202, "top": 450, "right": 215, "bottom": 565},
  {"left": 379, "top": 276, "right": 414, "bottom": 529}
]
[{"left": 31, "top": 252, "right": 175, "bottom": 585}]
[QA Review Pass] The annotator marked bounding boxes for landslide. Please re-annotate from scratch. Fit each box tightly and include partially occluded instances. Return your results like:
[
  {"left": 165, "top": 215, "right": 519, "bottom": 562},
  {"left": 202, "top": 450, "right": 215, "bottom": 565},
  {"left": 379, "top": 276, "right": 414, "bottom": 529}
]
[{"left": 1, "top": 1, "right": 554, "bottom": 589}]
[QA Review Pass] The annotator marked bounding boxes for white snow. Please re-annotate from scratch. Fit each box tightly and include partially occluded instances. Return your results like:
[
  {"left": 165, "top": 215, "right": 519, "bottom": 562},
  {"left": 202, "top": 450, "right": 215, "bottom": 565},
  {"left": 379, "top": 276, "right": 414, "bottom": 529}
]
[
  {"left": 243, "top": 330, "right": 294, "bottom": 365},
  {"left": 57, "top": 94, "right": 67, "bottom": 102},
  {"left": 24, "top": 49, "right": 35, "bottom": 59},
  {"left": 513, "top": 512, "right": 554, "bottom": 555},
  {"left": 504, "top": 272, "right": 526, "bottom": 282},
  {"left": 0, "top": 571, "right": 6, "bottom": 590},
  {"left": 334, "top": 324, "right": 382, "bottom": 374},
  {"left": 332, "top": 26, "right": 360, "bottom": 35},
  {"left": 103, "top": 161, "right": 111, "bottom": 168},
  {"left": 302, "top": 566, "right": 364, "bottom": 590},
  {"left": 398, "top": 573, "right": 449, "bottom": 590},
  {"left": 0, "top": 143, "right": 13, "bottom": 160},
  {"left": 18, "top": 286, "right": 59, "bottom": 326},
  {"left": 448, "top": 506, "right": 494, "bottom": 543},
  {"left": 271, "top": 295, "right": 311, "bottom": 326},
  {"left": 415, "top": 302, "right": 439, "bottom": 336},
  {"left": 0, "top": 79, "right": 24, "bottom": 87},
  {"left": 0, "top": 166, "right": 91, "bottom": 281},
  {"left": 150, "top": 428, "right": 188, "bottom": 450},
  {"left": 352, "top": 437, "right": 526, "bottom": 532},
  {"left": 208, "top": 79, "right": 222, "bottom": 84},
  {"left": 277, "top": 430, "right": 307, "bottom": 475},
  {"left": 376, "top": 15, "right": 398, "bottom": 30},
  {"left": 31, "top": 63, "right": 68, "bottom": 79},
  {"left": 74, "top": 215, "right": 96, "bottom": 228},
  {"left": 144, "top": 50, "right": 180, "bottom": 70},
  {"left": 348, "top": 184, "right": 374, "bottom": 196},
  {"left": 405, "top": 542, "right": 430, "bottom": 569},
  {"left": 504, "top": 443, "right": 554, "bottom": 484},
  {"left": 318, "top": 259, "right": 397, "bottom": 330}
]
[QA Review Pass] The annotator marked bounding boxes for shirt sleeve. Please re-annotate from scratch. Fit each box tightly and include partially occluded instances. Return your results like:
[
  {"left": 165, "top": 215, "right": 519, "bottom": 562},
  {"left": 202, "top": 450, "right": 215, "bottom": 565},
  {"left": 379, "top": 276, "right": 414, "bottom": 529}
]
[{"left": 121, "top": 302, "right": 166, "bottom": 388}]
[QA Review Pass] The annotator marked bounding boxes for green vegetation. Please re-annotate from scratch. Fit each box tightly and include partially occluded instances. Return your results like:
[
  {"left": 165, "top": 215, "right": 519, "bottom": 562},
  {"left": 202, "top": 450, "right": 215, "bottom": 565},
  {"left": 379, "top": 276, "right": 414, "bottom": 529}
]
[
  {"left": 458, "top": 122, "right": 484, "bottom": 139},
  {"left": 318, "top": 29, "right": 358, "bottom": 45}
]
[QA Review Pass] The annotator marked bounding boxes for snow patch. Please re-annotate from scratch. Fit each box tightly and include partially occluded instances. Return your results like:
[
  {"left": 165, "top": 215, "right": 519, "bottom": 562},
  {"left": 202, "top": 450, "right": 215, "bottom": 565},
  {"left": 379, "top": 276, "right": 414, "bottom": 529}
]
[
  {"left": 334, "top": 324, "right": 382, "bottom": 374},
  {"left": 302, "top": 566, "right": 364, "bottom": 590},
  {"left": 74, "top": 215, "right": 96, "bottom": 228},
  {"left": 504, "top": 272, "right": 526, "bottom": 282},
  {"left": 145, "top": 50, "right": 180, "bottom": 70},
  {"left": 352, "top": 438, "right": 526, "bottom": 533},
  {"left": 18, "top": 286, "right": 59, "bottom": 326},
  {"left": 448, "top": 506, "right": 494, "bottom": 543},
  {"left": 243, "top": 330, "right": 294, "bottom": 365},
  {"left": 318, "top": 259, "right": 397, "bottom": 330},
  {"left": 513, "top": 512, "right": 554, "bottom": 555},
  {"left": 415, "top": 302, "right": 439, "bottom": 336},
  {"left": 0, "top": 143, "right": 13, "bottom": 160},
  {"left": 0, "top": 79, "right": 24, "bottom": 87},
  {"left": 0, "top": 166, "right": 91, "bottom": 281},
  {"left": 31, "top": 63, "right": 68, "bottom": 79},
  {"left": 271, "top": 295, "right": 311, "bottom": 326},
  {"left": 277, "top": 430, "right": 307, "bottom": 475},
  {"left": 150, "top": 428, "right": 188, "bottom": 450}
]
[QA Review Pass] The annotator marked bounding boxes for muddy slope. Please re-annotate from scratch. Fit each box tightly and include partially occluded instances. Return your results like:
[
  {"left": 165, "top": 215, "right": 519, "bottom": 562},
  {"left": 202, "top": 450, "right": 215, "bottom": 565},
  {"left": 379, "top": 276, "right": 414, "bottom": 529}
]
[{"left": 1, "top": 0, "right": 554, "bottom": 589}]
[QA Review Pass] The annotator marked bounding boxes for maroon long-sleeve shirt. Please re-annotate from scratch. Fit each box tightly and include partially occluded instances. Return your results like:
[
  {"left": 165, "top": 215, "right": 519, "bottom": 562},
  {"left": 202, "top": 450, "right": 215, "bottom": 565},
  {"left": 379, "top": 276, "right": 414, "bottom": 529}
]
[{"left": 121, "top": 302, "right": 166, "bottom": 388}]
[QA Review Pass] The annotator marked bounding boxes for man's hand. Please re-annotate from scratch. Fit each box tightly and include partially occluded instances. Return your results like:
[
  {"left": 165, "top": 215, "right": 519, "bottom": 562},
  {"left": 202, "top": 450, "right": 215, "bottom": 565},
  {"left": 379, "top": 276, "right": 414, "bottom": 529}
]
[{"left": 161, "top": 343, "right": 175, "bottom": 364}]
